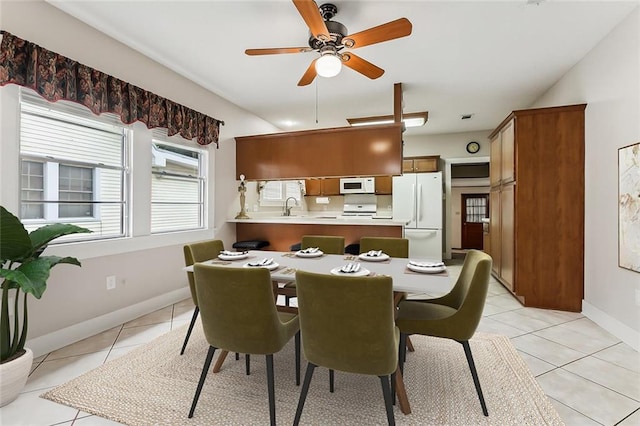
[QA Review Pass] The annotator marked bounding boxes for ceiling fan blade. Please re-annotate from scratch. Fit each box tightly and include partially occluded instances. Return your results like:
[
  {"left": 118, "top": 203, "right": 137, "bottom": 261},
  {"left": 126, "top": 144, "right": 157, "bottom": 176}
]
[
  {"left": 343, "top": 18, "right": 412, "bottom": 49},
  {"left": 298, "top": 59, "right": 318, "bottom": 86},
  {"left": 245, "top": 47, "right": 312, "bottom": 56},
  {"left": 341, "top": 53, "right": 384, "bottom": 80},
  {"left": 293, "top": 0, "right": 331, "bottom": 41}
]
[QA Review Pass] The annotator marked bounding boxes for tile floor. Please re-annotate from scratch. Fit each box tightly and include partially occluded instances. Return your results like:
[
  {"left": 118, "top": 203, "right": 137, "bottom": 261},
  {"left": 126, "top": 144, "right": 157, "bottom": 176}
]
[{"left": 1, "top": 263, "right": 639, "bottom": 425}]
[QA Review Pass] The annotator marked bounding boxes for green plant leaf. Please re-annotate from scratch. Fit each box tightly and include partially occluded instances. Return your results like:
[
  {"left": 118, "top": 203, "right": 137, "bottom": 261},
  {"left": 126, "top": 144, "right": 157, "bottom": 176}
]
[
  {"left": 0, "top": 269, "right": 30, "bottom": 289},
  {"left": 29, "top": 223, "right": 92, "bottom": 253},
  {"left": 0, "top": 206, "right": 31, "bottom": 261},
  {"left": 13, "top": 259, "right": 51, "bottom": 299}
]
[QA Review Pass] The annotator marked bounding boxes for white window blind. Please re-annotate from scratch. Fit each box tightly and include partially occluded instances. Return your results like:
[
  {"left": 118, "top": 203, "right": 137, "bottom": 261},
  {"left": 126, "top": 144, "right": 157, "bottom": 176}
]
[
  {"left": 19, "top": 90, "right": 128, "bottom": 242},
  {"left": 260, "top": 180, "right": 303, "bottom": 205},
  {"left": 151, "top": 133, "right": 207, "bottom": 233}
]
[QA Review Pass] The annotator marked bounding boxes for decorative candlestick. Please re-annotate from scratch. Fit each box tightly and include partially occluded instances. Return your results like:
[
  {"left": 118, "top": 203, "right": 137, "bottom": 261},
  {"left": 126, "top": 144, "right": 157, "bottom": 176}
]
[{"left": 235, "top": 174, "right": 250, "bottom": 219}]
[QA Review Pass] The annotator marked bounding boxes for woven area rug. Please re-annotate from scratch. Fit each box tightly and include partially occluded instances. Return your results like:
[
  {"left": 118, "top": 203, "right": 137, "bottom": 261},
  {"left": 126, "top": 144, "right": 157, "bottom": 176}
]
[{"left": 41, "top": 322, "right": 563, "bottom": 425}]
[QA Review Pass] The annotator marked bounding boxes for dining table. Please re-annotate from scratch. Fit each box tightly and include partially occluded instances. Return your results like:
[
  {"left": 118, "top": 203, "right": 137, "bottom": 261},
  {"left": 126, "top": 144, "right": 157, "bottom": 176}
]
[{"left": 185, "top": 249, "right": 453, "bottom": 415}]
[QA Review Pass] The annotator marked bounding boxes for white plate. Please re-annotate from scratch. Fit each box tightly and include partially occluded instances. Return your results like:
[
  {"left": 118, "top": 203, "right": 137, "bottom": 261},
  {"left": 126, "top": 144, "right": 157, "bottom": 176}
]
[
  {"left": 295, "top": 250, "right": 324, "bottom": 258},
  {"left": 244, "top": 261, "right": 280, "bottom": 271},
  {"left": 358, "top": 252, "right": 390, "bottom": 262},
  {"left": 407, "top": 263, "right": 447, "bottom": 274},
  {"left": 219, "top": 253, "right": 249, "bottom": 261},
  {"left": 330, "top": 266, "right": 371, "bottom": 277}
]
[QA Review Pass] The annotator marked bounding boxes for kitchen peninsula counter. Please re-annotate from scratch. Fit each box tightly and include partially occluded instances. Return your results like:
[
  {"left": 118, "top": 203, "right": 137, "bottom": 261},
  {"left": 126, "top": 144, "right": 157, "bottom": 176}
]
[{"left": 229, "top": 215, "right": 405, "bottom": 252}]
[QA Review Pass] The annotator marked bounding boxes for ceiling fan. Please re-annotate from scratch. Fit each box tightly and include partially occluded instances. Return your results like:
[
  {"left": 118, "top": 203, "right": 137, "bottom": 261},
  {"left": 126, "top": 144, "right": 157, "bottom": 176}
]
[{"left": 245, "top": 0, "right": 412, "bottom": 86}]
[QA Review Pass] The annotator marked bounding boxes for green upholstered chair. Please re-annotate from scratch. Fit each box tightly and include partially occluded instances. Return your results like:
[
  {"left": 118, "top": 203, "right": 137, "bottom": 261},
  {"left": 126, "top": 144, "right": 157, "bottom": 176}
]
[
  {"left": 181, "top": 240, "right": 224, "bottom": 355},
  {"left": 188, "top": 265, "right": 300, "bottom": 425},
  {"left": 301, "top": 235, "right": 345, "bottom": 254},
  {"left": 293, "top": 270, "right": 399, "bottom": 426},
  {"left": 360, "top": 237, "right": 414, "bottom": 352},
  {"left": 284, "top": 235, "right": 346, "bottom": 306},
  {"left": 395, "top": 249, "right": 492, "bottom": 417},
  {"left": 360, "top": 237, "right": 409, "bottom": 258}
]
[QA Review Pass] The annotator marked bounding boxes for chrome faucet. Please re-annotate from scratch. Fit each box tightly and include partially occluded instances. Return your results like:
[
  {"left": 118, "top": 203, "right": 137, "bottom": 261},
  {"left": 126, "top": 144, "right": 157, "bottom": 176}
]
[{"left": 284, "top": 197, "right": 298, "bottom": 216}]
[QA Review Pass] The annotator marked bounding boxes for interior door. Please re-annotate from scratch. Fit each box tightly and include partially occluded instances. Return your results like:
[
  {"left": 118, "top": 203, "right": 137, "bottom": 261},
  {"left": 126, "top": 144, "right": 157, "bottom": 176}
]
[{"left": 461, "top": 194, "right": 489, "bottom": 249}]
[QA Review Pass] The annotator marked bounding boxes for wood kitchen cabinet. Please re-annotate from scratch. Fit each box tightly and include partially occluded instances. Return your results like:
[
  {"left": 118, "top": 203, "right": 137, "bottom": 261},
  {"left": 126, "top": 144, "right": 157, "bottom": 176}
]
[
  {"left": 402, "top": 156, "right": 440, "bottom": 173},
  {"left": 375, "top": 176, "right": 393, "bottom": 194},
  {"left": 236, "top": 124, "right": 403, "bottom": 180},
  {"left": 487, "top": 104, "right": 586, "bottom": 311},
  {"left": 304, "top": 178, "right": 340, "bottom": 196}
]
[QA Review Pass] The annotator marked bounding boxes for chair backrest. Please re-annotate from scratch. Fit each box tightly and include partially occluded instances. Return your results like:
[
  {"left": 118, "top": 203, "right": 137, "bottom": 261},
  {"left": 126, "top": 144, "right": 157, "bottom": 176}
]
[
  {"left": 301, "top": 235, "right": 345, "bottom": 255},
  {"left": 294, "top": 270, "right": 398, "bottom": 376},
  {"left": 436, "top": 250, "right": 492, "bottom": 339},
  {"left": 183, "top": 240, "right": 224, "bottom": 306},
  {"left": 360, "top": 237, "right": 409, "bottom": 258},
  {"left": 193, "top": 265, "right": 289, "bottom": 355}
]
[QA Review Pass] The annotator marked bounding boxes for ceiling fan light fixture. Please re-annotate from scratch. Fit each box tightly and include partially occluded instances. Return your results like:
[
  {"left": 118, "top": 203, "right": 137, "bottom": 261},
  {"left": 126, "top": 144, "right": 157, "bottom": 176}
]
[{"left": 315, "top": 51, "right": 342, "bottom": 78}]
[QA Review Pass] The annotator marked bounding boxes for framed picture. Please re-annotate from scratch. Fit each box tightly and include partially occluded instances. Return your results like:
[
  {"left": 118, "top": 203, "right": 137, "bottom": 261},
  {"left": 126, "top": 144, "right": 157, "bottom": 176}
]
[{"left": 618, "top": 142, "right": 640, "bottom": 273}]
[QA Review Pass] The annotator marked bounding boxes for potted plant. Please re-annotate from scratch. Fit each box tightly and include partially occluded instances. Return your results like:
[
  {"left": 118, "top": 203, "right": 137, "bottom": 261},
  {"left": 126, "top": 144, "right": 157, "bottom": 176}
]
[{"left": 0, "top": 206, "right": 91, "bottom": 406}]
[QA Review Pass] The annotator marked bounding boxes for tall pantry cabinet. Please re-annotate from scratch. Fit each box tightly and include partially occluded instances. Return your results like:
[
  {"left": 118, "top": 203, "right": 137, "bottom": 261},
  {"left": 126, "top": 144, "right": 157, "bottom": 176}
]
[{"left": 488, "top": 104, "right": 586, "bottom": 312}]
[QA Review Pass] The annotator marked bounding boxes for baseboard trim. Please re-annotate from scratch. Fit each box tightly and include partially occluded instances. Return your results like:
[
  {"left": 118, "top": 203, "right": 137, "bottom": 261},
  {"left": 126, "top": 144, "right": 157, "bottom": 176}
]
[
  {"left": 582, "top": 300, "right": 639, "bottom": 351},
  {"left": 26, "top": 287, "right": 191, "bottom": 358}
]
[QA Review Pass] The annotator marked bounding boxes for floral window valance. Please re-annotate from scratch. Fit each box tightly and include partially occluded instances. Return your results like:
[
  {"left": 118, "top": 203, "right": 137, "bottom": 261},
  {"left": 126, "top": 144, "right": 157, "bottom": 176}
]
[{"left": 0, "top": 31, "right": 223, "bottom": 147}]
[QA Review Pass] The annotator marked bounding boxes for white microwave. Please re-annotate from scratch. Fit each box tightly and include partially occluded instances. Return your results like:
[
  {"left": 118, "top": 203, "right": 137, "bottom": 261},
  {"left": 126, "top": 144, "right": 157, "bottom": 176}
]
[{"left": 339, "top": 177, "right": 375, "bottom": 194}]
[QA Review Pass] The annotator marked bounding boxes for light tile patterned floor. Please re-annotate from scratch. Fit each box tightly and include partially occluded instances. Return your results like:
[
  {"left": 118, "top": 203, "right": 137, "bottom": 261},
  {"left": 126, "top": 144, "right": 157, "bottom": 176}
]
[{"left": 1, "top": 264, "right": 639, "bottom": 425}]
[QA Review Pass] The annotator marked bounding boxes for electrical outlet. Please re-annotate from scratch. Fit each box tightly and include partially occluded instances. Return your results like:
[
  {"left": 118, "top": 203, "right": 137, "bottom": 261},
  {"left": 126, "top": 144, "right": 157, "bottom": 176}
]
[{"left": 106, "top": 275, "right": 116, "bottom": 290}]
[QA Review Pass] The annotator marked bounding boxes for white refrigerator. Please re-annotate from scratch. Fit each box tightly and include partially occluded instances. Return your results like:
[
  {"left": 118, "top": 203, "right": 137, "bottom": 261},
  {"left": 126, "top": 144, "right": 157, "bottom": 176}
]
[{"left": 392, "top": 172, "right": 443, "bottom": 261}]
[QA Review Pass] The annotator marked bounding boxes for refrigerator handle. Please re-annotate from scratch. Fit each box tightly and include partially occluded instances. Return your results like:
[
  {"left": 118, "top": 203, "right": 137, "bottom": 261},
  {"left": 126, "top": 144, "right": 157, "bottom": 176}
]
[
  {"left": 411, "top": 183, "right": 416, "bottom": 224},
  {"left": 417, "top": 183, "right": 422, "bottom": 223}
]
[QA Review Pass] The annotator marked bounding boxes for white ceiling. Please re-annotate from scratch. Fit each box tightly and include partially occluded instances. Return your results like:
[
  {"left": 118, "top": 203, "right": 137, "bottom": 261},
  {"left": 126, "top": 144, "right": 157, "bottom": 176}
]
[{"left": 49, "top": 0, "right": 637, "bottom": 136}]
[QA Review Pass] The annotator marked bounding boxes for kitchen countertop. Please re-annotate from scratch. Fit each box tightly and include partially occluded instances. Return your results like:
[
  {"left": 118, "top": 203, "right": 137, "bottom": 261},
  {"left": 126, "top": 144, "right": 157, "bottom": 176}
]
[{"left": 228, "top": 215, "right": 406, "bottom": 226}]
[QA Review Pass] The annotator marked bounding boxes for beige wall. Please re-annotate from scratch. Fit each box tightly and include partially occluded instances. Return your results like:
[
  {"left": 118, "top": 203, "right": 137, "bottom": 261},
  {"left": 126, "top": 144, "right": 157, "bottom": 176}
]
[
  {"left": 531, "top": 7, "right": 640, "bottom": 348},
  {"left": 0, "top": 1, "right": 278, "bottom": 355}
]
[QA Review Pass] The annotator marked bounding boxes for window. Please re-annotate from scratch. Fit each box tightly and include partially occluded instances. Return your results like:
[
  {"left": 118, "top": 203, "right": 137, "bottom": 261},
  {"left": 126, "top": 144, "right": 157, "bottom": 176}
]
[
  {"left": 259, "top": 180, "right": 303, "bottom": 206},
  {"left": 19, "top": 90, "right": 129, "bottom": 242},
  {"left": 151, "top": 135, "right": 206, "bottom": 233}
]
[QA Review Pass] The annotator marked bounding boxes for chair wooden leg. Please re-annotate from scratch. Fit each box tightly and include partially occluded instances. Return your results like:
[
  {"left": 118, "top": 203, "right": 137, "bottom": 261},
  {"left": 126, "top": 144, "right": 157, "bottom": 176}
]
[
  {"left": 293, "top": 362, "right": 317, "bottom": 426},
  {"left": 188, "top": 345, "right": 216, "bottom": 418},
  {"left": 235, "top": 352, "right": 239, "bottom": 360},
  {"left": 379, "top": 375, "right": 396, "bottom": 426},
  {"left": 266, "top": 354, "right": 276, "bottom": 426},
  {"left": 180, "top": 306, "right": 199, "bottom": 355},
  {"left": 329, "top": 369, "right": 335, "bottom": 393},
  {"left": 295, "top": 331, "right": 301, "bottom": 386},
  {"left": 245, "top": 354, "right": 251, "bottom": 375},
  {"left": 461, "top": 340, "right": 488, "bottom": 416}
]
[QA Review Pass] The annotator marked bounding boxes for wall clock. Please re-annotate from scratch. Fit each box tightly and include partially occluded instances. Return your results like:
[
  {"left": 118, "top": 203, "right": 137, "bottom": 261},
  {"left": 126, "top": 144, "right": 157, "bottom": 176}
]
[{"left": 466, "top": 141, "right": 480, "bottom": 154}]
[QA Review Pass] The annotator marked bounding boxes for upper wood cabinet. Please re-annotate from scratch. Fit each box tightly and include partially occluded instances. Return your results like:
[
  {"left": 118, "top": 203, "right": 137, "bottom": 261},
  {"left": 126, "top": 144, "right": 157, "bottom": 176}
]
[
  {"left": 236, "top": 124, "right": 403, "bottom": 180},
  {"left": 489, "top": 134, "right": 501, "bottom": 187},
  {"left": 487, "top": 104, "right": 586, "bottom": 312},
  {"left": 402, "top": 156, "right": 440, "bottom": 173},
  {"left": 500, "top": 120, "right": 515, "bottom": 184},
  {"left": 304, "top": 178, "right": 340, "bottom": 196},
  {"left": 375, "top": 176, "right": 393, "bottom": 194},
  {"left": 489, "top": 119, "right": 515, "bottom": 187}
]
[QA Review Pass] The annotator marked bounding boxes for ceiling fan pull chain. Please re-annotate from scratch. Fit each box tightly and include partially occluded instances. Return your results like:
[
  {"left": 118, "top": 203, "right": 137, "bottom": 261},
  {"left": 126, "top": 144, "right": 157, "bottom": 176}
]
[{"left": 315, "top": 79, "right": 319, "bottom": 124}]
